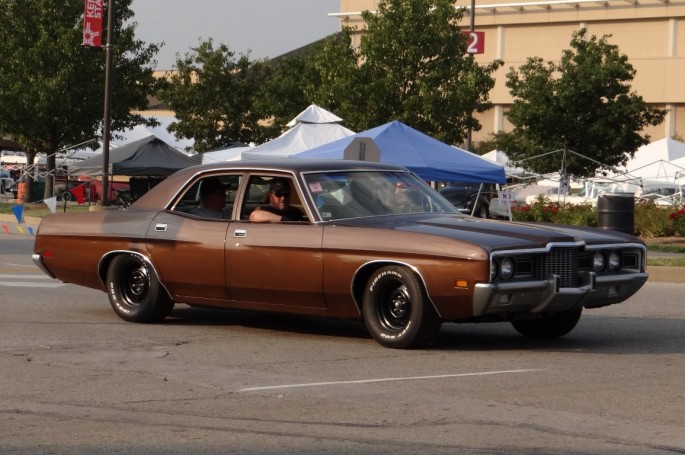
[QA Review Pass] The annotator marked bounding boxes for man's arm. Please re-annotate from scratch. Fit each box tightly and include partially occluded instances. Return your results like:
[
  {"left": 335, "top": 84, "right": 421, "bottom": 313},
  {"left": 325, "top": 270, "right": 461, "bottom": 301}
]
[{"left": 249, "top": 207, "right": 283, "bottom": 222}]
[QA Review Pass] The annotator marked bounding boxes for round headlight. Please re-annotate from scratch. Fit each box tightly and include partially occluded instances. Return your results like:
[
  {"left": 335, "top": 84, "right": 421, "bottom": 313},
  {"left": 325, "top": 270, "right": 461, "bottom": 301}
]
[
  {"left": 608, "top": 251, "right": 621, "bottom": 272},
  {"left": 500, "top": 257, "right": 515, "bottom": 280},
  {"left": 593, "top": 252, "right": 606, "bottom": 272}
]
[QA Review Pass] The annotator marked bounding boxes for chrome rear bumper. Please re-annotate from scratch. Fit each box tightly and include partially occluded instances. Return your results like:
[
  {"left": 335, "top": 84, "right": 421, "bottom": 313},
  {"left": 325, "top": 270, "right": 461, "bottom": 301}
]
[{"left": 32, "top": 253, "right": 56, "bottom": 279}]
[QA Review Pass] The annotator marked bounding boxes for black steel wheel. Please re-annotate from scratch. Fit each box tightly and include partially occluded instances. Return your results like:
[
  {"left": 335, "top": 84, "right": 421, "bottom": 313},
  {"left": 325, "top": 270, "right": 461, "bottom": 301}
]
[
  {"left": 106, "top": 254, "right": 173, "bottom": 323},
  {"left": 510, "top": 308, "right": 583, "bottom": 339},
  {"left": 362, "top": 265, "right": 441, "bottom": 349}
]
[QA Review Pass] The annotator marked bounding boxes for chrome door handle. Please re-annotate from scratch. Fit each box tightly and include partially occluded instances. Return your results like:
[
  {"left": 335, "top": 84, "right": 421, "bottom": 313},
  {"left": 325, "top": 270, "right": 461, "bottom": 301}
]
[
  {"left": 233, "top": 229, "right": 247, "bottom": 238},
  {"left": 155, "top": 223, "right": 167, "bottom": 232}
]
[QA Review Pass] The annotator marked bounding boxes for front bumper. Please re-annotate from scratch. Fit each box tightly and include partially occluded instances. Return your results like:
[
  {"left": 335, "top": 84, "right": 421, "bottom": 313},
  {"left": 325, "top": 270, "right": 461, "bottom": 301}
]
[{"left": 472, "top": 271, "right": 649, "bottom": 316}]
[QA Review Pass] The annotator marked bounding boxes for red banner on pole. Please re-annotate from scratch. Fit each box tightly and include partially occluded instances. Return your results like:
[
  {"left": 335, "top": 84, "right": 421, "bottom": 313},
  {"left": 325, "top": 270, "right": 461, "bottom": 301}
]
[{"left": 83, "top": 0, "right": 103, "bottom": 47}]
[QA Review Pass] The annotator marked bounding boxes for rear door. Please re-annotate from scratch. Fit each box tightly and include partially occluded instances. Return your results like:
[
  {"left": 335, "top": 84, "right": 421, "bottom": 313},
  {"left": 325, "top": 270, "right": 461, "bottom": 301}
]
[
  {"left": 146, "top": 212, "right": 230, "bottom": 302},
  {"left": 145, "top": 173, "right": 241, "bottom": 303}
]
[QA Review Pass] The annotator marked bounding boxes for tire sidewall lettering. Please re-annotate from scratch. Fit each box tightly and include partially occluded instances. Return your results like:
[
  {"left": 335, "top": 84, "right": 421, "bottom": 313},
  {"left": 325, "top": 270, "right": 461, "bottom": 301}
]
[
  {"left": 369, "top": 269, "right": 403, "bottom": 293},
  {"left": 108, "top": 281, "right": 132, "bottom": 314}
]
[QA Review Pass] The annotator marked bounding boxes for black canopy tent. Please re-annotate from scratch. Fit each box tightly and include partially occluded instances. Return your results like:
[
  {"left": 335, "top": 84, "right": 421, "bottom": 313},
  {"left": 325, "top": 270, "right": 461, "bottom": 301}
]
[
  {"left": 70, "top": 135, "right": 200, "bottom": 202},
  {"left": 70, "top": 135, "right": 200, "bottom": 177}
]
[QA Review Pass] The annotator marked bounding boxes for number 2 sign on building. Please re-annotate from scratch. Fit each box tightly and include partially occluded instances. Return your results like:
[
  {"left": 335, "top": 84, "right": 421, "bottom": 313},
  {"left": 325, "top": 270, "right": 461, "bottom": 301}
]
[{"left": 462, "top": 31, "right": 485, "bottom": 54}]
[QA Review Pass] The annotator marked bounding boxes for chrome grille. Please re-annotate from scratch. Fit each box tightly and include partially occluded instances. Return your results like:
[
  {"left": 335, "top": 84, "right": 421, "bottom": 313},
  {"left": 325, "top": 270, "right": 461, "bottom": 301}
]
[{"left": 534, "top": 247, "right": 580, "bottom": 287}]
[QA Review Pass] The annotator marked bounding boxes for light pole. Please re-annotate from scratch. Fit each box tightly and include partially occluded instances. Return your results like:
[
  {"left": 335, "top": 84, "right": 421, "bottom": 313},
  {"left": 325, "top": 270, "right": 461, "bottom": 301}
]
[{"left": 465, "top": 0, "right": 476, "bottom": 152}]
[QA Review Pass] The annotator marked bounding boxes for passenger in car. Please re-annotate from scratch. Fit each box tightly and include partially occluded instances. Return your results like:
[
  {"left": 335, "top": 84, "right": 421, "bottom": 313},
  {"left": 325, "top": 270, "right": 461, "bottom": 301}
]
[
  {"left": 249, "top": 178, "right": 306, "bottom": 222},
  {"left": 189, "top": 177, "right": 227, "bottom": 219}
]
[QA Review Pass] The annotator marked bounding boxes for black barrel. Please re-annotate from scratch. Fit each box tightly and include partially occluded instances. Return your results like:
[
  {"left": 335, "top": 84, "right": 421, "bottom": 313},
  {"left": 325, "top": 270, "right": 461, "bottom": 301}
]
[{"left": 597, "top": 193, "right": 635, "bottom": 235}]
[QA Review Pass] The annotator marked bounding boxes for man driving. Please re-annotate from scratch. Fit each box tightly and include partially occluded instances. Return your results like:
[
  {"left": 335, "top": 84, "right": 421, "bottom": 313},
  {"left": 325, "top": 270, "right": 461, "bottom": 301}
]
[{"left": 249, "top": 178, "right": 305, "bottom": 222}]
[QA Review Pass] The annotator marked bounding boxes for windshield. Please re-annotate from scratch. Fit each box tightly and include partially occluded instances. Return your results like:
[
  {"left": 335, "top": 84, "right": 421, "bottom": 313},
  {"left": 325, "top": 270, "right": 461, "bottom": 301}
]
[{"left": 303, "top": 170, "right": 457, "bottom": 221}]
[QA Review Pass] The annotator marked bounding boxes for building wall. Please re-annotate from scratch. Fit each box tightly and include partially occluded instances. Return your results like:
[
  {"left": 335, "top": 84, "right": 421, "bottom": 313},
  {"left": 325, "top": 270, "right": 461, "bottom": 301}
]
[{"left": 336, "top": 0, "right": 685, "bottom": 144}]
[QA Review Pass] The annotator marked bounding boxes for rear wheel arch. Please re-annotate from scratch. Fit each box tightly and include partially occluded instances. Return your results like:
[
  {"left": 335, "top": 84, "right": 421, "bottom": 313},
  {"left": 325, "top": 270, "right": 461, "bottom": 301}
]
[
  {"left": 98, "top": 251, "right": 165, "bottom": 293},
  {"left": 104, "top": 252, "right": 174, "bottom": 323}
]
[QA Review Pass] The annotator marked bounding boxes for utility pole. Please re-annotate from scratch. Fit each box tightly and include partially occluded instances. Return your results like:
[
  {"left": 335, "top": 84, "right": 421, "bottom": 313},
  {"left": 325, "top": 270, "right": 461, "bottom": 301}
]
[{"left": 100, "top": 0, "right": 115, "bottom": 206}]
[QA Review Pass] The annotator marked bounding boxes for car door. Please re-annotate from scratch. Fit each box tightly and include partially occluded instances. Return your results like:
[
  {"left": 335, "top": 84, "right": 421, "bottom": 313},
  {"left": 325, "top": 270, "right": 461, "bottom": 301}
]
[
  {"left": 225, "top": 221, "right": 326, "bottom": 310},
  {"left": 144, "top": 173, "right": 241, "bottom": 304},
  {"left": 146, "top": 211, "right": 230, "bottom": 303}
]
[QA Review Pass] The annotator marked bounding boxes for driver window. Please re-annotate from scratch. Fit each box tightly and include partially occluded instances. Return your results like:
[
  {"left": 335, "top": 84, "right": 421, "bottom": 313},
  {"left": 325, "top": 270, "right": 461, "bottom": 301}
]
[{"left": 241, "top": 175, "right": 308, "bottom": 223}]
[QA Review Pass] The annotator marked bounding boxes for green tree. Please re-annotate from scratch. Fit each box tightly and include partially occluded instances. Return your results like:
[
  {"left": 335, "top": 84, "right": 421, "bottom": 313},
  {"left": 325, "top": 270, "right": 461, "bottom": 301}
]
[
  {"left": 311, "top": 0, "right": 502, "bottom": 145},
  {"left": 497, "top": 29, "right": 665, "bottom": 177},
  {"left": 157, "top": 40, "right": 272, "bottom": 153},
  {"left": 0, "top": 0, "right": 159, "bottom": 200},
  {"left": 252, "top": 43, "right": 328, "bottom": 141}
]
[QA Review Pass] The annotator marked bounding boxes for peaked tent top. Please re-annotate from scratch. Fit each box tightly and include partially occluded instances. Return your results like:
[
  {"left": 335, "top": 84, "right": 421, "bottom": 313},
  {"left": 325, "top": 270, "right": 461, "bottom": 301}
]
[
  {"left": 286, "top": 104, "right": 343, "bottom": 127},
  {"left": 294, "top": 120, "right": 506, "bottom": 184},
  {"left": 71, "top": 135, "right": 200, "bottom": 176},
  {"left": 241, "top": 122, "right": 355, "bottom": 160}
]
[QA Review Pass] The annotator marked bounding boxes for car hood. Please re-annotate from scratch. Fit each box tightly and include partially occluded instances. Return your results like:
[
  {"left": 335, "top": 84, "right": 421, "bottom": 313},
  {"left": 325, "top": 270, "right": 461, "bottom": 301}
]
[{"left": 331, "top": 214, "right": 642, "bottom": 252}]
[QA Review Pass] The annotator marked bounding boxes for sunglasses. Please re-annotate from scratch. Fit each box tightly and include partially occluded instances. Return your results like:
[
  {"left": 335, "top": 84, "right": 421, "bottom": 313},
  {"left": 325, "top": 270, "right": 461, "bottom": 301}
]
[{"left": 272, "top": 189, "right": 291, "bottom": 198}]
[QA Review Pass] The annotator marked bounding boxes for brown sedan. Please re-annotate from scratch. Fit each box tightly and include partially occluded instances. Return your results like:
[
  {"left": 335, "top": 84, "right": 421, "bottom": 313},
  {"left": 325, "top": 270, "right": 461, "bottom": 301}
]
[{"left": 33, "top": 160, "right": 648, "bottom": 348}]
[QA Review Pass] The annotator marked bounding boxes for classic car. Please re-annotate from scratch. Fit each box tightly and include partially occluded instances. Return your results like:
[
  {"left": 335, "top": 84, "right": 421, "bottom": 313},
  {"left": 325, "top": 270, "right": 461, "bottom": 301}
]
[{"left": 32, "top": 159, "right": 649, "bottom": 349}]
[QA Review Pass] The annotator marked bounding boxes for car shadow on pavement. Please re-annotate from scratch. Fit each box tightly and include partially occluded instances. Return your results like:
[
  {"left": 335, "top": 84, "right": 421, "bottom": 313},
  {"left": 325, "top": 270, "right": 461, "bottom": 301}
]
[
  {"left": 434, "top": 314, "right": 685, "bottom": 355},
  {"left": 163, "top": 306, "right": 685, "bottom": 355},
  {"left": 166, "top": 306, "right": 372, "bottom": 341}
]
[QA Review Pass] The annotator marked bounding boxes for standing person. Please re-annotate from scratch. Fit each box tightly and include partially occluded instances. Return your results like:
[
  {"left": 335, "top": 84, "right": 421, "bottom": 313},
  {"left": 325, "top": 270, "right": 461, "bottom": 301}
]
[{"left": 249, "top": 178, "right": 305, "bottom": 222}]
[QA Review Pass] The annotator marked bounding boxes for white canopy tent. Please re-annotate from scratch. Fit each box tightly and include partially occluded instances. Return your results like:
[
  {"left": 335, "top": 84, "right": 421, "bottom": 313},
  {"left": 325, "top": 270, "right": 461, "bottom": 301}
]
[
  {"left": 201, "top": 145, "right": 253, "bottom": 163},
  {"left": 239, "top": 104, "right": 354, "bottom": 160},
  {"left": 480, "top": 150, "right": 526, "bottom": 177},
  {"left": 201, "top": 104, "right": 354, "bottom": 163},
  {"left": 613, "top": 138, "right": 685, "bottom": 182}
]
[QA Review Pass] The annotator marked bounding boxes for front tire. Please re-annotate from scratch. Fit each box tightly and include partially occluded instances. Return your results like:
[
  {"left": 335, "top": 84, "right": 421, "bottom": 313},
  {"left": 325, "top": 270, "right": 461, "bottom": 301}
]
[
  {"left": 106, "top": 254, "right": 174, "bottom": 323},
  {"left": 510, "top": 308, "right": 582, "bottom": 339},
  {"left": 362, "top": 266, "right": 441, "bottom": 349}
]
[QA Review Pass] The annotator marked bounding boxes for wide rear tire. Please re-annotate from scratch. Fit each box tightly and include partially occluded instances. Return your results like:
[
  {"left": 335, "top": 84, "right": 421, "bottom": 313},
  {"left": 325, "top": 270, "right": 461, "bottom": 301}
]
[
  {"left": 362, "top": 266, "right": 441, "bottom": 349},
  {"left": 510, "top": 308, "right": 583, "bottom": 339},
  {"left": 106, "top": 254, "right": 174, "bottom": 323}
]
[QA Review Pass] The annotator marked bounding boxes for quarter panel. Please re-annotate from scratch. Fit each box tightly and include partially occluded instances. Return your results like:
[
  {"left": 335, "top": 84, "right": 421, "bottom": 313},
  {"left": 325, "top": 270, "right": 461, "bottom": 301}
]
[
  {"left": 33, "top": 210, "right": 157, "bottom": 291},
  {"left": 321, "top": 225, "right": 490, "bottom": 320}
]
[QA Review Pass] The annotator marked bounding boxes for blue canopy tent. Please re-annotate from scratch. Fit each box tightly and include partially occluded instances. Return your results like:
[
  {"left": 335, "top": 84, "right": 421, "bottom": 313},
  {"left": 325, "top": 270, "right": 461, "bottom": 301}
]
[{"left": 293, "top": 120, "right": 506, "bottom": 184}]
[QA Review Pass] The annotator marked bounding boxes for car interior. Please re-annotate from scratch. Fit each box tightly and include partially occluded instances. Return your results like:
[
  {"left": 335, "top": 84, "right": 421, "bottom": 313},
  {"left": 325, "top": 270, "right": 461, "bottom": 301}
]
[{"left": 239, "top": 175, "right": 307, "bottom": 221}]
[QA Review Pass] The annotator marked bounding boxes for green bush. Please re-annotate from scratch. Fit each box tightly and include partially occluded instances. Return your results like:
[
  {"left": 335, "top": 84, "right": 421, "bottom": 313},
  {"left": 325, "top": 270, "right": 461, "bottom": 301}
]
[
  {"left": 633, "top": 200, "right": 676, "bottom": 238},
  {"left": 511, "top": 196, "right": 596, "bottom": 226},
  {"left": 510, "top": 196, "right": 682, "bottom": 238}
]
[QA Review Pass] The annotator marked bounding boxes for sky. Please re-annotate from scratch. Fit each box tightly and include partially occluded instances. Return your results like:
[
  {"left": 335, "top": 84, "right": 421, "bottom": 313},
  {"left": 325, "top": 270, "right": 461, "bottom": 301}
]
[{"left": 129, "top": 0, "right": 341, "bottom": 69}]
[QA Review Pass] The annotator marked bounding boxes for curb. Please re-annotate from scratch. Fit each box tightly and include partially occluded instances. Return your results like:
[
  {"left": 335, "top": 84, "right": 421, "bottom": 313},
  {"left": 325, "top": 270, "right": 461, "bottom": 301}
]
[
  {"left": 646, "top": 266, "right": 682, "bottom": 283},
  {"left": 0, "top": 213, "right": 40, "bottom": 236}
]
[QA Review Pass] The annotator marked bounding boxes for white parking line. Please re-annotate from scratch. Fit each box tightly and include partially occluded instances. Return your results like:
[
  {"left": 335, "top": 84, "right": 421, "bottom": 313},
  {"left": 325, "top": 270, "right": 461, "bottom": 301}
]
[
  {"left": 0, "top": 274, "right": 52, "bottom": 279},
  {"left": 0, "top": 273, "right": 64, "bottom": 288},
  {"left": 0, "top": 281, "right": 64, "bottom": 288},
  {"left": 237, "top": 368, "right": 545, "bottom": 393}
]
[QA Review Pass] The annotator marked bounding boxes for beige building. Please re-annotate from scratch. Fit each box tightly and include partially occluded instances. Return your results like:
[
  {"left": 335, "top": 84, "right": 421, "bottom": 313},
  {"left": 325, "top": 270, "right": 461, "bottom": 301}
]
[{"left": 333, "top": 0, "right": 685, "bottom": 144}]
